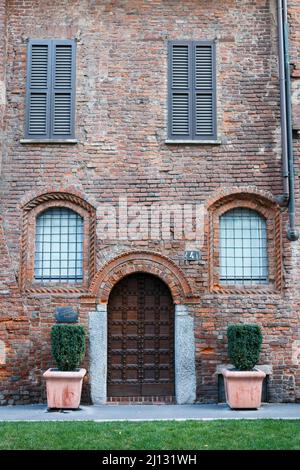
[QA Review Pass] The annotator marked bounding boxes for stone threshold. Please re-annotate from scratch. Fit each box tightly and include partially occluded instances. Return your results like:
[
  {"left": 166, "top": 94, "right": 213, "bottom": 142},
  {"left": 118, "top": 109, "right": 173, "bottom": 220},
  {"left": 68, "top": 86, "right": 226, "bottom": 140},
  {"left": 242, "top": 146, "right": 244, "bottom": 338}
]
[{"left": 106, "top": 396, "right": 175, "bottom": 405}]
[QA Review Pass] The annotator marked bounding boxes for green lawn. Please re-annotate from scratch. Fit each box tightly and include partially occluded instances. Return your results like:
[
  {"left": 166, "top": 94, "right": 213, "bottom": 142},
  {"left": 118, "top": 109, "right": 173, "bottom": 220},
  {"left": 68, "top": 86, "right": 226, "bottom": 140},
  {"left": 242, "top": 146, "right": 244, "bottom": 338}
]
[{"left": 0, "top": 420, "right": 299, "bottom": 450}]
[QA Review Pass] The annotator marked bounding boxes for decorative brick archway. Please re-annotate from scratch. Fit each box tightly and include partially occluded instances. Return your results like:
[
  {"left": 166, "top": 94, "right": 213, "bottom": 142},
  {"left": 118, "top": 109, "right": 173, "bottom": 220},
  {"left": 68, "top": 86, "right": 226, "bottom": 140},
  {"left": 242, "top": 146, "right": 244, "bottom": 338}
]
[
  {"left": 20, "top": 191, "right": 96, "bottom": 293},
  {"left": 89, "top": 250, "right": 193, "bottom": 304},
  {"left": 206, "top": 188, "right": 282, "bottom": 294},
  {"left": 88, "top": 251, "right": 196, "bottom": 405}
]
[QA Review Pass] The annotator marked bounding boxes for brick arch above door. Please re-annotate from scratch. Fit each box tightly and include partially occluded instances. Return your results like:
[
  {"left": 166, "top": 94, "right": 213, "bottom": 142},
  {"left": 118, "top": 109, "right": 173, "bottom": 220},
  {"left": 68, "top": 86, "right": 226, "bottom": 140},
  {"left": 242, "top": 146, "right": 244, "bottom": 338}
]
[{"left": 89, "top": 250, "right": 194, "bottom": 304}]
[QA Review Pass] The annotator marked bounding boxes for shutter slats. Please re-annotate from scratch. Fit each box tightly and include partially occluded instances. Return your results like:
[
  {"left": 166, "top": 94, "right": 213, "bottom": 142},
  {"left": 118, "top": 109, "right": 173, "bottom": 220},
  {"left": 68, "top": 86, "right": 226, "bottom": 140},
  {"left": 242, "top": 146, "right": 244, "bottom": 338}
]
[
  {"left": 195, "top": 46, "right": 212, "bottom": 89},
  {"left": 28, "top": 43, "right": 49, "bottom": 136},
  {"left": 169, "top": 41, "right": 216, "bottom": 140},
  {"left": 196, "top": 95, "right": 213, "bottom": 135},
  {"left": 195, "top": 44, "right": 214, "bottom": 136},
  {"left": 172, "top": 45, "right": 189, "bottom": 89},
  {"left": 52, "top": 42, "right": 74, "bottom": 136},
  {"left": 29, "top": 94, "right": 47, "bottom": 134},
  {"left": 54, "top": 45, "right": 72, "bottom": 88},
  {"left": 170, "top": 44, "right": 190, "bottom": 138},
  {"left": 194, "top": 44, "right": 214, "bottom": 136},
  {"left": 30, "top": 45, "right": 48, "bottom": 88},
  {"left": 172, "top": 94, "right": 189, "bottom": 135},
  {"left": 53, "top": 94, "right": 71, "bottom": 135},
  {"left": 26, "top": 40, "right": 75, "bottom": 139}
]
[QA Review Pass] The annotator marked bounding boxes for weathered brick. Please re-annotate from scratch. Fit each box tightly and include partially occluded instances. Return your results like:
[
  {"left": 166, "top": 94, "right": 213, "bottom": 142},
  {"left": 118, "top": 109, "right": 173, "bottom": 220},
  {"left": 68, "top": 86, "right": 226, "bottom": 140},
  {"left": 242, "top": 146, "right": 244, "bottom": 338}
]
[{"left": 0, "top": 0, "right": 300, "bottom": 405}]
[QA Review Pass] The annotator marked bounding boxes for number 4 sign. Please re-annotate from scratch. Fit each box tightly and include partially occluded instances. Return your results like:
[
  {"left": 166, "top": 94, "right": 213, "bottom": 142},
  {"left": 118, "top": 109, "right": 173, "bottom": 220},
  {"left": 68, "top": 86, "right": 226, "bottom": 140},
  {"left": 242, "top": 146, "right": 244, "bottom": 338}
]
[{"left": 184, "top": 251, "right": 200, "bottom": 261}]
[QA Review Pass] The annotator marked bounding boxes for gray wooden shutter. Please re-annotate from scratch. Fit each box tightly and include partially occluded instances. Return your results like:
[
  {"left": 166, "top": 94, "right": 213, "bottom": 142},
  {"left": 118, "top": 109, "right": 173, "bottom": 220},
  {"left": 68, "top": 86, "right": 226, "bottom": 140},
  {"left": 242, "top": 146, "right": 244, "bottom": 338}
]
[
  {"left": 194, "top": 42, "right": 216, "bottom": 139},
  {"left": 169, "top": 42, "right": 192, "bottom": 140},
  {"left": 168, "top": 40, "right": 216, "bottom": 140},
  {"left": 51, "top": 40, "right": 76, "bottom": 138},
  {"left": 26, "top": 39, "right": 75, "bottom": 139},
  {"left": 26, "top": 40, "right": 51, "bottom": 138}
]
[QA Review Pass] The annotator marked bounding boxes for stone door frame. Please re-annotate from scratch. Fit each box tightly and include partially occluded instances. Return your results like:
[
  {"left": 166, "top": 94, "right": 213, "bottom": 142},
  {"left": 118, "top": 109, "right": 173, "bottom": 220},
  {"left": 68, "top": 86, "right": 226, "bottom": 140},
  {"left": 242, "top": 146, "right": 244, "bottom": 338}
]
[{"left": 89, "top": 303, "right": 196, "bottom": 404}]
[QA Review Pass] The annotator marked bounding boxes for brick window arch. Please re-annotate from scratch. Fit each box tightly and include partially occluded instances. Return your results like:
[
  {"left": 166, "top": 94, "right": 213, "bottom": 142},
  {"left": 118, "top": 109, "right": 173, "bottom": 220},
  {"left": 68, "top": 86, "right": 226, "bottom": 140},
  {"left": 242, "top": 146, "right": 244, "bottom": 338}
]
[
  {"left": 208, "top": 195, "right": 282, "bottom": 293},
  {"left": 20, "top": 192, "right": 96, "bottom": 294}
]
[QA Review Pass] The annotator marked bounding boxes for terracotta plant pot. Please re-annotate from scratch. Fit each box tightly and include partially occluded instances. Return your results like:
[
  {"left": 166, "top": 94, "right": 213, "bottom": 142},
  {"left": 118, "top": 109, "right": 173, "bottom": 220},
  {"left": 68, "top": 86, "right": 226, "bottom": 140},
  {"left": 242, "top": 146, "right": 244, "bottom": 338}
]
[
  {"left": 222, "top": 368, "right": 266, "bottom": 409},
  {"left": 43, "top": 368, "right": 86, "bottom": 409}
]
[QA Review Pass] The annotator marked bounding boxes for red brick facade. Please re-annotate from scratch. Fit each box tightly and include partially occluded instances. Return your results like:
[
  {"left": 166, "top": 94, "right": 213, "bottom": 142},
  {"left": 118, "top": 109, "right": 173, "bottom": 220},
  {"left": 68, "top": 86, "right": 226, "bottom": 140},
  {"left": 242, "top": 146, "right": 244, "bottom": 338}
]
[{"left": 1, "top": 0, "right": 300, "bottom": 405}]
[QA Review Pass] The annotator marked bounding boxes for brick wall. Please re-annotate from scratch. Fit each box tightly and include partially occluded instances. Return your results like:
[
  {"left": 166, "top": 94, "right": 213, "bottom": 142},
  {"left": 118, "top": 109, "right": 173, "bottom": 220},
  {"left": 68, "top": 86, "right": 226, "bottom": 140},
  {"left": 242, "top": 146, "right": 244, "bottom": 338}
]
[
  {"left": 287, "top": 0, "right": 300, "bottom": 402},
  {"left": 0, "top": 0, "right": 7, "bottom": 175},
  {"left": 0, "top": 0, "right": 300, "bottom": 404}
]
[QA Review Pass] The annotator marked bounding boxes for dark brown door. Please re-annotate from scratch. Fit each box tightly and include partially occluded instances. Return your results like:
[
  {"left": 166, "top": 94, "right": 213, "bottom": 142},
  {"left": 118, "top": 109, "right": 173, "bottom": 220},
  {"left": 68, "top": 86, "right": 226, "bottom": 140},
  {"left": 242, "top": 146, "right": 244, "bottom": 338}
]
[{"left": 107, "top": 273, "right": 174, "bottom": 397}]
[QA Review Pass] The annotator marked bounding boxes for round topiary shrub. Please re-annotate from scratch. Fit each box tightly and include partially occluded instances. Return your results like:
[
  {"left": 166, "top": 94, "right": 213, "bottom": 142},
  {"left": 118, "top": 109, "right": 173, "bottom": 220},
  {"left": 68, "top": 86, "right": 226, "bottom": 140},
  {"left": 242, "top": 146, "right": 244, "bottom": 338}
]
[
  {"left": 51, "top": 324, "right": 86, "bottom": 371},
  {"left": 227, "top": 324, "right": 263, "bottom": 371}
]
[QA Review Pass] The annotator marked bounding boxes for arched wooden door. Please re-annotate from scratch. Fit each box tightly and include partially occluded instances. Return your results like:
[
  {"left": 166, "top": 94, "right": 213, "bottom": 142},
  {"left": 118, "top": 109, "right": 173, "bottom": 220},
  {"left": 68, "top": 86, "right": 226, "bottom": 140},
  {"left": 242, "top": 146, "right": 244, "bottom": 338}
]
[{"left": 107, "top": 273, "right": 175, "bottom": 398}]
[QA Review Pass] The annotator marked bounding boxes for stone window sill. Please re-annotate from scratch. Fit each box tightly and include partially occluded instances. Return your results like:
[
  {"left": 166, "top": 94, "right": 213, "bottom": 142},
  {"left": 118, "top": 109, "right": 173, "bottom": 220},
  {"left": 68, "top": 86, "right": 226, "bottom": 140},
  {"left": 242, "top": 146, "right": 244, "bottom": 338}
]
[
  {"left": 20, "top": 139, "right": 78, "bottom": 144},
  {"left": 25, "top": 285, "right": 86, "bottom": 295},
  {"left": 210, "top": 282, "right": 276, "bottom": 295},
  {"left": 165, "top": 139, "right": 221, "bottom": 145}
]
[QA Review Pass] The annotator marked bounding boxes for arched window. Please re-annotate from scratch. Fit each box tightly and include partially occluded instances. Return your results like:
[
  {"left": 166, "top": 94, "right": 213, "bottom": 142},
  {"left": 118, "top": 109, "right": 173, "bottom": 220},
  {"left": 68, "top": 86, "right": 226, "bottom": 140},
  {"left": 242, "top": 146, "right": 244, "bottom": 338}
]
[
  {"left": 35, "top": 207, "right": 83, "bottom": 283},
  {"left": 219, "top": 208, "right": 268, "bottom": 285}
]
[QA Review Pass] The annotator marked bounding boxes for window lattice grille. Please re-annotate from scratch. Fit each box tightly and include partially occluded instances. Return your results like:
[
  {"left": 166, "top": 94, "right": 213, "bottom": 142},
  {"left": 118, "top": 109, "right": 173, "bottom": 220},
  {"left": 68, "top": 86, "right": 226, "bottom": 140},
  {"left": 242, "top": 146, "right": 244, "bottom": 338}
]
[
  {"left": 219, "top": 208, "right": 268, "bottom": 285},
  {"left": 35, "top": 207, "right": 83, "bottom": 283}
]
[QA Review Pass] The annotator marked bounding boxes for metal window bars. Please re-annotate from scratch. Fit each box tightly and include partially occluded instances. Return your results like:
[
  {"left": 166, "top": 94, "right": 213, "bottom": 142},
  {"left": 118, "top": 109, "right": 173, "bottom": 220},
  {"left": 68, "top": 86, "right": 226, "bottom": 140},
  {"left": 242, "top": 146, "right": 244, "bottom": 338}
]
[
  {"left": 35, "top": 207, "right": 83, "bottom": 283},
  {"left": 219, "top": 208, "right": 268, "bottom": 285}
]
